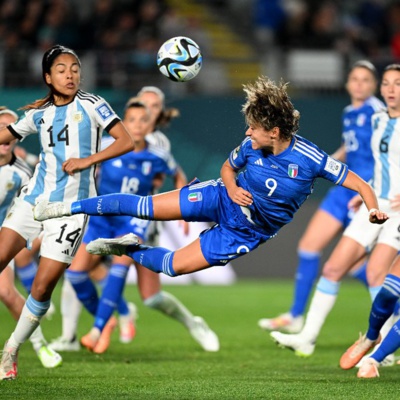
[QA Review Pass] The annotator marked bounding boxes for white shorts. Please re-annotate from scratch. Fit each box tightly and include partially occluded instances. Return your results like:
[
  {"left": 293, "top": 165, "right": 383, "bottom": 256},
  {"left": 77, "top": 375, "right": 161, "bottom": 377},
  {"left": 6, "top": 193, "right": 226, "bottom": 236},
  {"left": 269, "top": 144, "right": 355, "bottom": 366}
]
[
  {"left": 2, "top": 197, "right": 87, "bottom": 264},
  {"left": 344, "top": 199, "right": 400, "bottom": 251}
]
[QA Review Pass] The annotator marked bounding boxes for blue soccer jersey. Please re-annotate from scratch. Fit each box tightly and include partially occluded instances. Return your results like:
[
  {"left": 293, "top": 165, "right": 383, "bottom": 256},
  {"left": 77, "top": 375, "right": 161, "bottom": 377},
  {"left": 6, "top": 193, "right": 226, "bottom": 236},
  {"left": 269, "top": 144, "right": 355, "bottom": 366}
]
[
  {"left": 84, "top": 139, "right": 177, "bottom": 243},
  {"left": 8, "top": 90, "right": 120, "bottom": 205},
  {"left": 342, "top": 96, "right": 384, "bottom": 181},
  {"left": 229, "top": 135, "right": 348, "bottom": 233},
  {"left": 0, "top": 153, "right": 32, "bottom": 225},
  {"left": 370, "top": 111, "right": 400, "bottom": 200}
]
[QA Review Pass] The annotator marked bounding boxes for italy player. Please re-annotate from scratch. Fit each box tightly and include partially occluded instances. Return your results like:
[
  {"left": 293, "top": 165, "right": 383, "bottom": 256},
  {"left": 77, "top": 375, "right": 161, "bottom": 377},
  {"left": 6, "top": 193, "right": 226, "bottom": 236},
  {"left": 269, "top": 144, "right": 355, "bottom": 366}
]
[
  {"left": 259, "top": 60, "right": 384, "bottom": 333},
  {"left": 0, "top": 107, "right": 62, "bottom": 371},
  {"left": 0, "top": 44, "right": 133, "bottom": 381},
  {"left": 59, "top": 99, "right": 218, "bottom": 354},
  {"left": 34, "top": 76, "right": 387, "bottom": 288},
  {"left": 339, "top": 64, "right": 400, "bottom": 378},
  {"left": 271, "top": 64, "right": 400, "bottom": 361}
]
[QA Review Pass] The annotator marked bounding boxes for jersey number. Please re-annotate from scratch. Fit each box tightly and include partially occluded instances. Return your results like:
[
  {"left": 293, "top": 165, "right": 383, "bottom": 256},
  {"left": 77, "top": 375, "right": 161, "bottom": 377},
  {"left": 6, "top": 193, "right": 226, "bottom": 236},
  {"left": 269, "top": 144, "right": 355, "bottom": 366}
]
[
  {"left": 48, "top": 125, "right": 69, "bottom": 147},
  {"left": 379, "top": 135, "right": 390, "bottom": 154},
  {"left": 56, "top": 224, "right": 82, "bottom": 247},
  {"left": 265, "top": 178, "right": 277, "bottom": 196},
  {"left": 121, "top": 177, "right": 140, "bottom": 194}
]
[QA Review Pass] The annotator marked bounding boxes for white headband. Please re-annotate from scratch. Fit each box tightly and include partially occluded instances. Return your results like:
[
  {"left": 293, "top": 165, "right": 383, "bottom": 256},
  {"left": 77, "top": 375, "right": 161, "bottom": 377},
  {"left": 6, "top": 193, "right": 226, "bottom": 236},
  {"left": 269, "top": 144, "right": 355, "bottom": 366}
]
[{"left": 0, "top": 109, "right": 18, "bottom": 120}]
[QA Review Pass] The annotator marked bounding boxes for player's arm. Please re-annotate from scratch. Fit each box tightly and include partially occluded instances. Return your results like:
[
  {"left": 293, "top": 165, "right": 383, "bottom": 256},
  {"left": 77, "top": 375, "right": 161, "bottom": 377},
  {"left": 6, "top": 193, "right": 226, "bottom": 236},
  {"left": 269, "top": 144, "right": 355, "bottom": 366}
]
[
  {"left": 0, "top": 126, "right": 17, "bottom": 144},
  {"left": 330, "top": 145, "right": 346, "bottom": 162},
  {"left": 62, "top": 121, "right": 134, "bottom": 175},
  {"left": 220, "top": 159, "right": 252, "bottom": 206},
  {"left": 341, "top": 170, "right": 387, "bottom": 224},
  {"left": 172, "top": 165, "right": 187, "bottom": 189}
]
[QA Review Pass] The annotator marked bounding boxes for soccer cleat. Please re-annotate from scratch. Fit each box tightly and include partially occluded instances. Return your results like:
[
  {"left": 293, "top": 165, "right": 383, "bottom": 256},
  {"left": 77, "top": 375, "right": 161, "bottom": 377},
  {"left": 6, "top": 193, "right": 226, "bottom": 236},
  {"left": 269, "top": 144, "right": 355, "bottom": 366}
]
[
  {"left": 33, "top": 200, "right": 72, "bottom": 221},
  {"left": 80, "top": 316, "right": 118, "bottom": 354},
  {"left": 339, "top": 333, "right": 381, "bottom": 370},
  {"left": 86, "top": 233, "right": 140, "bottom": 257},
  {"left": 357, "top": 358, "right": 380, "bottom": 378},
  {"left": 119, "top": 302, "right": 138, "bottom": 344},
  {"left": 258, "top": 312, "right": 304, "bottom": 334},
  {"left": 0, "top": 342, "right": 18, "bottom": 381},
  {"left": 270, "top": 331, "right": 315, "bottom": 357},
  {"left": 188, "top": 316, "right": 220, "bottom": 352},
  {"left": 36, "top": 345, "right": 63, "bottom": 368},
  {"left": 48, "top": 336, "right": 81, "bottom": 352}
]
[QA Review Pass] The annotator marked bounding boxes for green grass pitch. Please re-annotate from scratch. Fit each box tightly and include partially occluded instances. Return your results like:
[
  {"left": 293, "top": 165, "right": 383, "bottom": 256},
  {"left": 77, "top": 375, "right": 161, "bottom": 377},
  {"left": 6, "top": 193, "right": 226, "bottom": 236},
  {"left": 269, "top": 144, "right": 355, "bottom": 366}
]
[{"left": 0, "top": 280, "right": 398, "bottom": 399}]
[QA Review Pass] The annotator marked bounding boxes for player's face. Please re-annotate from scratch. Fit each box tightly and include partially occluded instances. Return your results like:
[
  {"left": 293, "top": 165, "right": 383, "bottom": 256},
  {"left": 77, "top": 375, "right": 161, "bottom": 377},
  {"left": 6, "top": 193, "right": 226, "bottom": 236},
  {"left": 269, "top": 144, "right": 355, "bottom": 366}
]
[
  {"left": 245, "top": 125, "right": 276, "bottom": 150},
  {"left": 381, "top": 69, "right": 400, "bottom": 117},
  {"left": 346, "top": 67, "right": 376, "bottom": 104},
  {"left": 123, "top": 107, "right": 151, "bottom": 143},
  {"left": 138, "top": 92, "right": 163, "bottom": 128},
  {"left": 0, "top": 113, "right": 17, "bottom": 156},
  {"left": 45, "top": 53, "right": 80, "bottom": 104}
]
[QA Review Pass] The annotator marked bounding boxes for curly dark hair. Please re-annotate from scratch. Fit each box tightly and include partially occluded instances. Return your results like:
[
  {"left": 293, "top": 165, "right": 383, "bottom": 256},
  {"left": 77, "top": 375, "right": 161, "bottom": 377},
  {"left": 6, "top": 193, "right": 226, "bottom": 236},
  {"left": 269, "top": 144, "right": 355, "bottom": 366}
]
[{"left": 242, "top": 76, "right": 300, "bottom": 141}]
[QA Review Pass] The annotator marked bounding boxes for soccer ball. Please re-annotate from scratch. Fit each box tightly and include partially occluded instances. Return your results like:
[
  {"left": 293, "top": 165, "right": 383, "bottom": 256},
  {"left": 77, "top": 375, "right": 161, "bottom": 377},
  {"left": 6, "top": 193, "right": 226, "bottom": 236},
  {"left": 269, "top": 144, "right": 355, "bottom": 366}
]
[{"left": 157, "top": 36, "right": 202, "bottom": 82}]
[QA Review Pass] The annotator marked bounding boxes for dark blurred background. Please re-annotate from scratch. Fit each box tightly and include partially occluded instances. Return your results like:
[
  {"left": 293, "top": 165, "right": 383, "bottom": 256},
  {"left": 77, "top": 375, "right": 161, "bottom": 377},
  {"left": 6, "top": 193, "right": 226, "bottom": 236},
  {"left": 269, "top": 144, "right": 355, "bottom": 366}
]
[{"left": 0, "top": 0, "right": 398, "bottom": 278}]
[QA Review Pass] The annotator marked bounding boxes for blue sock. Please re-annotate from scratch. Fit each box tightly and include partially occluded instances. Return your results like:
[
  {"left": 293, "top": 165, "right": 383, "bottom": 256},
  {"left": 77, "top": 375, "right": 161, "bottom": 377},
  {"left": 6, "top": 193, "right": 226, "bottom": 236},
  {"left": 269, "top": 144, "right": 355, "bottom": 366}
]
[
  {"left": 290, "top": 250, "right": 320, "bottom": 317},
  {"left": 371, "top": 319, "right": 400, "bottom": 363},
  {"left": 97, "top": 269, "right": 129, "bottom": 316},
  {"left": 348, "top": 261, "right": 368, "bottom": 287},
  {"left": 72, "top": 194, "right": 153, "bottom": 219},
  {"left": 65, "top": 270, "right": 99, "bottom": 315},
  {"left": 94, "top": 264, "right": 129, "bottom": 331},
  {"left": 26, "top": 294, "right": 50, "bottom": 318},
  {"left": 366, "top": 274, "right": 400, "bottom": 341},
  {"left": 129, "top": 246, "right": 178, "bottom": 277},
  {"left": 15, "top": 260, "right": 38, "bottom": 293}
]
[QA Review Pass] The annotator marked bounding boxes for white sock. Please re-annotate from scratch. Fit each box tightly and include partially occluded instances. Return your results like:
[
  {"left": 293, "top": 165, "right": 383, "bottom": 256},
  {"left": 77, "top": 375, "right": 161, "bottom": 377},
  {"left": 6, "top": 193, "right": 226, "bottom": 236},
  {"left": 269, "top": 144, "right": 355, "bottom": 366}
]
[
  {"left": 8, "top": 303, "right": 41, "bottom": 350},
  {"left": 300, "top": 278, "right": 340, "bottom": 343},
  {"left": 29, "top": 326, "right": 47, "bottom": 352},
  {"left": 144, "top": 291, "right": 195, "bottom": 329},
  {"left": 61, "top": 277, "right": 82, "bottom": 340}
]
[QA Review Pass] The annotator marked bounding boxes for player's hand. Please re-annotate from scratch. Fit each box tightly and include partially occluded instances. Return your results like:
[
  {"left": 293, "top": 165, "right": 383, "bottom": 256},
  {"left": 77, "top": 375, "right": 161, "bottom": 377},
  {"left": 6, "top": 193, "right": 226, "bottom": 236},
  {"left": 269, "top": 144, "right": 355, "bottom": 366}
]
[
  {"left": 348, "top": 194, "right": 363, "bottom": 212},
  {"left": 369, "top": 209, "right": 388, "bottom": 224},
  {"left": 390, "top": 194, "right": 400, "bottom": 211},
  {"left": 62, "top": 158, "right": 91, "bottom": 175},
  {"left": 228, "top": 186, "right": 253, "bottom": 206}
]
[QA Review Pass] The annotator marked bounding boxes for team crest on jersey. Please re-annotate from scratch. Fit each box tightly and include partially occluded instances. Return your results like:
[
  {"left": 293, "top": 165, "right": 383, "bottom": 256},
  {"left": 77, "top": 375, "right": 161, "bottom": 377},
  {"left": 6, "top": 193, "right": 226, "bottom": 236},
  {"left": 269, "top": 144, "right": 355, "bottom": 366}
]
[
  {"left": 73, "top": 111, "right": 83, "bottom": 123},
  {"left": 324, "top": 157, "right": 341, "bottom": 176},
  {"left": 142, "top": 162, "right": 152, "bottom": 175},
  {"left": 357, "top": 113, "right": 366, "bottom": 126},
  {"left": 288, "top": 164, "right": 298, "bottom": 178},
  {"left": 188, "top": 192, "right": 203, "bottom": 202},
  {"left": 6, "top": 180, "right": 15, "bottom": 191},
  {"left": 232, "top": 146, "right": 240, "bottom": 160},
  {"left": 95, "top": 103, "right": 113, "bottom": 120}
]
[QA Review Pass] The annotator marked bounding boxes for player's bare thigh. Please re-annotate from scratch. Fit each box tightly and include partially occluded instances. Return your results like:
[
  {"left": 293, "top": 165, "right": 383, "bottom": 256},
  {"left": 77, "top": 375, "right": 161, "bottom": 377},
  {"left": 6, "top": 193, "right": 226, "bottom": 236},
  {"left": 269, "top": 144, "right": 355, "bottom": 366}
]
[
  {"left": 0, "top": 228, "right": 26, "bottom": 272},
  {"left": 152, "top": 190, "right": 183, "bottom": 220},
  {"left": 366, "top": 243, "right": 399, "bottom": 287},
  {"left": 322, "top": 236, "right": 366, "bottom": 281},
  {"left": 172, "top": 238, "right": 211, "bottom": 274},
  {"left": 298, "top": 209, "right": 343, "bottom": 252}
]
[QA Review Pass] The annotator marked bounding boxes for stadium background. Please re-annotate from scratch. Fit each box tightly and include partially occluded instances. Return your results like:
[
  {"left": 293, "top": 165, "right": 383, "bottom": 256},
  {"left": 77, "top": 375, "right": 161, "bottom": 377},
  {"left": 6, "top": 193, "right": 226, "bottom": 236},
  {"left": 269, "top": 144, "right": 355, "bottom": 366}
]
[{"left": 0, "top": 0, "right": 398, "bottom": 278}]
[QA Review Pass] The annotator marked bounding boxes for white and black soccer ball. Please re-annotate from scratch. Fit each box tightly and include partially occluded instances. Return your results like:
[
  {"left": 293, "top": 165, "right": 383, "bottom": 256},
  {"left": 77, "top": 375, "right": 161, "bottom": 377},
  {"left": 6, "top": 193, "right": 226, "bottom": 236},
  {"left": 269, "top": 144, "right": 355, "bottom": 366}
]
[{"left": 157, "top": 36, "right": 202, "bottom": 82}]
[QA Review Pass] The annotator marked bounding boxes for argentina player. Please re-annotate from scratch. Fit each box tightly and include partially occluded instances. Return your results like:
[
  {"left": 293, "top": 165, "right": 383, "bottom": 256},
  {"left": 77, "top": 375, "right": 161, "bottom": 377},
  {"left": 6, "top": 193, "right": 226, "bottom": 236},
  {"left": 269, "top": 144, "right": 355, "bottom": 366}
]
[
  {"left": 34, "top": 76, "right": 387, "bottom": 284},
  {"left": 0, "top": 45, "right": 133, "bottom": 381}
]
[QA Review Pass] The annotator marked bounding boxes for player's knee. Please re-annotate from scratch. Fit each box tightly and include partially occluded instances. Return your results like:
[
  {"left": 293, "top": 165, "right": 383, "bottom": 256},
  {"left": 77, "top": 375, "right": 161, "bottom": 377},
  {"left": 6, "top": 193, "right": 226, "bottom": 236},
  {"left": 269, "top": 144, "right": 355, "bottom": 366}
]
[
  {"left": 0, "top": 285, "right": 14, "bottom": 305},
  {"left": 366, "top": 268, "right": 386, "bottom": 287},
  {"left": 322, "top": 261, "right": 344, "bottom": 282}
]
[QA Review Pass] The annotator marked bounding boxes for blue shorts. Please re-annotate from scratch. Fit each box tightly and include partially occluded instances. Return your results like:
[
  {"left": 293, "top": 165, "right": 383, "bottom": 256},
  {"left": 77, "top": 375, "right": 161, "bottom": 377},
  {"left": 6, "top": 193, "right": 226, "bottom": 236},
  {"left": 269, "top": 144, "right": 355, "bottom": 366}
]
[
  {"left": 319, "top": 185, "right": 356, "bottom": 228},
  {"left": 179, "top": 179, "right": 271, "bottom": 266},
  {"left": 83, "top": 215, "right": 150, "bottom": 244}
]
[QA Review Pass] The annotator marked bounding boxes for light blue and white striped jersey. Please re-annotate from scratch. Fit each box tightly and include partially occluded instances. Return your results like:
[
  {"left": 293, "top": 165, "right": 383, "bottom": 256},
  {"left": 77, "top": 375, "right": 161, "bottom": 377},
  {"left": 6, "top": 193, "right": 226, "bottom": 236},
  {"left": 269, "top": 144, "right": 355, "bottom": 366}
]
[
  {"left": 370, "top": 111, "right": 400, "bottom": 200},
  {"left": 0, "top": 153, "right": 32, "bottom": 224},
  {"left": 8, "top": 90, "right": 120, "bottom": 205}
]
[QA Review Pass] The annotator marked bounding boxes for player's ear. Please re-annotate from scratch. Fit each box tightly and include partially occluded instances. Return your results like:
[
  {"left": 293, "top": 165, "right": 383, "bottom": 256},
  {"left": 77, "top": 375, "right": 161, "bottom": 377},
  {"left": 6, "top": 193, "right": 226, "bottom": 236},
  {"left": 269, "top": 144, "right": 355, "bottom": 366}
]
[
  {"left": 45, "top": 73, "right": 52, "bottom": 85},
  {"left": 271, "top": 127, "right": 280, "bottom": 138}
]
